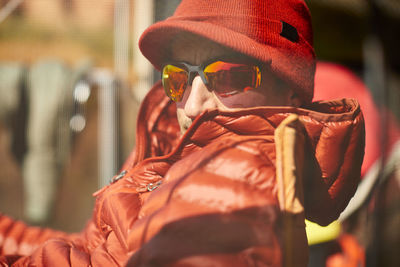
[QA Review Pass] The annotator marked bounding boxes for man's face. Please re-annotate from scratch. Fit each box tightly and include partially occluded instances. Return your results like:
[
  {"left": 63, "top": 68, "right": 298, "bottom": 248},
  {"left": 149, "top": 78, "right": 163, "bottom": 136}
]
[{"left": 169, "top": 34, "right": 297, "bottom": 133}]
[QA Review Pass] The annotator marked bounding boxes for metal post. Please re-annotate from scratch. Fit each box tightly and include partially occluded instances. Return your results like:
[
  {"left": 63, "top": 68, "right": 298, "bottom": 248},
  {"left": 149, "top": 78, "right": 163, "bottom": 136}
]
[
  {"left": 93, "top": 0, "right": 132, "bottom": 188},
  {"left": 114, "top": 0, "right": 131, "bottom": 80},
  {"left": 0, "top": 0, "right": 24, "bottom": 24},
  {"left": 132, "top": 0, "right": 154, "bottom": 102},
  {"left": 91, "top": 69, "right": 118, "bottom": 188}
]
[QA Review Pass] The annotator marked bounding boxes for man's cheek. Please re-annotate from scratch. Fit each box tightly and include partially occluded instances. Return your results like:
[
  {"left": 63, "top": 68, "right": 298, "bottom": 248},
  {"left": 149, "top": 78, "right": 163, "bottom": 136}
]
[{"left": 217, "top": 91, "right": 267, "bottom": 108}]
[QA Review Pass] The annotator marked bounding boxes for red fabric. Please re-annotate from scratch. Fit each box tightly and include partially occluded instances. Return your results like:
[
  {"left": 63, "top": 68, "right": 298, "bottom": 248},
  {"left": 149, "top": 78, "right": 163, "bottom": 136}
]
[
  {"left": 326, "top": 235, "right": 365, "bottom": 267},
  {"left": 0, "top": 84, "right": 364, "bottom": 266},
  {"left": 0, "top": 213, "right": 77, "bottom": 265},
  {"left": 313, "top": 62, "right": 400, "bottom": 177},
  {"left": 139, "top": 0, "right": 315, "bottom": 103}
]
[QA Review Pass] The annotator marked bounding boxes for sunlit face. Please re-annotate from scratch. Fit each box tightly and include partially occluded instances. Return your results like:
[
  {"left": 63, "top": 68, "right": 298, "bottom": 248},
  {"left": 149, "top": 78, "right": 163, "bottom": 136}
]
[{"left": 169, "top": 34, "right": 298, "bottom": 133}]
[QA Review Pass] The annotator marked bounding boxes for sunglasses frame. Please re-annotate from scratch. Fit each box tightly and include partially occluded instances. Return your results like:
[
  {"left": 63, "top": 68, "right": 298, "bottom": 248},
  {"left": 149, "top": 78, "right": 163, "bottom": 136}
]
[{"left": 161, "top": 56, "right": 262, "bottom": 102}]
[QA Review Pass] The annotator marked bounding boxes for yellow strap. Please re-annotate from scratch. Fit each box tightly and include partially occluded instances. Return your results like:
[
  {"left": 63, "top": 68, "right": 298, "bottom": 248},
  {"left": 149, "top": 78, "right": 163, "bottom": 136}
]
[{"left": 305, "top": 219, "right": 341, "bottom": 245}]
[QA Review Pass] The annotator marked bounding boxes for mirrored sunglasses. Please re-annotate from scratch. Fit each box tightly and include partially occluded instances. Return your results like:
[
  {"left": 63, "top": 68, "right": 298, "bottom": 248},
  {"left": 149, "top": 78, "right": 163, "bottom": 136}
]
[{"left": 161, "top": 60, "right": 262, "bottom": 102}]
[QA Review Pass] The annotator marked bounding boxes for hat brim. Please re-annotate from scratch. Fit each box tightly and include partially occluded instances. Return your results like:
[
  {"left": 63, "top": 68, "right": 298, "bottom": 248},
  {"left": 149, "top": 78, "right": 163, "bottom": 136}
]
[{"left": 139, "top": 18, "right": 273, "bottom": 71}]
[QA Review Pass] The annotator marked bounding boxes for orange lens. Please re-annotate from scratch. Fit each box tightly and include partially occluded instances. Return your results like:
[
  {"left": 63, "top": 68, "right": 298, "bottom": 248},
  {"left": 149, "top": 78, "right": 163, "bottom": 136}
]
[
  {"left": 204, "top": 61, "right": 261, "bottom": 97},
  {"left": 162, "top": 65, "right": 188, "bottom": 102}
]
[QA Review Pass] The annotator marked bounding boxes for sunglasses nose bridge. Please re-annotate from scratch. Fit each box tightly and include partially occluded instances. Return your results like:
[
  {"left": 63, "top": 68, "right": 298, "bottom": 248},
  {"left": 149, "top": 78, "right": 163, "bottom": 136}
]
[
  {"left": 187, "top": 71, "right": 196, "bottom": 85},
  {"left": 187, "top": 65, "right": 208, "bottom": 86}
]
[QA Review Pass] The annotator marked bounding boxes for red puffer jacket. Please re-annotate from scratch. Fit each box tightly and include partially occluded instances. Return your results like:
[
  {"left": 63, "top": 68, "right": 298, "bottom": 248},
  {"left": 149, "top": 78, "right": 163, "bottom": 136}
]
[{"left": 0, "top": 83, "right": 364, "bottom": 267}]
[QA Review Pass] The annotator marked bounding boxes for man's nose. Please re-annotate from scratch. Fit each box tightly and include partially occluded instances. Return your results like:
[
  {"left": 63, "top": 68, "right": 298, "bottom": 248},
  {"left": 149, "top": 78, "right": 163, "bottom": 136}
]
[{"left": 183, "top": 75, "right": 217, "bottom": 119}]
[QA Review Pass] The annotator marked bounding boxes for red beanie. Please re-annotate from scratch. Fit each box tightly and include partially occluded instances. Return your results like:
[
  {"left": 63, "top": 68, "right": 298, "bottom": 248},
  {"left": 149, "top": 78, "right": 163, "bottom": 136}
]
[{"left": 139, "top": 0, "right": 316, "bottom": 103}]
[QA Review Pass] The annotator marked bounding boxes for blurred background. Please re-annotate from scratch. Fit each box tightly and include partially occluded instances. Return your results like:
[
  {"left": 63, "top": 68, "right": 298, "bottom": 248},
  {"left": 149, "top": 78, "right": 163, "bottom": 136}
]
[{"left": 0, "top": 0, "right": 398, "bottom": 266}]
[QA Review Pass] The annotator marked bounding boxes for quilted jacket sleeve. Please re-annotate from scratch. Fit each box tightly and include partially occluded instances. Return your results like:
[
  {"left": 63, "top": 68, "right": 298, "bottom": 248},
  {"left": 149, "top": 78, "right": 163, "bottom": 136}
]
[
  {"left": 0, "top": 213, "right": 108, "bottom": 266},
  {"left": 0, "top": 213, "right": 72, "bottom": 265}
]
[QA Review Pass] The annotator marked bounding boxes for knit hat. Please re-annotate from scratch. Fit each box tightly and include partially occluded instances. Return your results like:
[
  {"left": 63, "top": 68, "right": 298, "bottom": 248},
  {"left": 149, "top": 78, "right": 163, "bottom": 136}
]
[{"left": 139, "top": 0, "right": 316, "bottom": 103}]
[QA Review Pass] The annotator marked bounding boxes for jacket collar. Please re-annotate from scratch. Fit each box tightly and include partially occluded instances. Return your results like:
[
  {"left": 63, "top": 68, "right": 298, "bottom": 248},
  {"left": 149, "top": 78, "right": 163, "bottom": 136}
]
[{"left": 130, "top": 82, "right": 363, "bottom": 167}]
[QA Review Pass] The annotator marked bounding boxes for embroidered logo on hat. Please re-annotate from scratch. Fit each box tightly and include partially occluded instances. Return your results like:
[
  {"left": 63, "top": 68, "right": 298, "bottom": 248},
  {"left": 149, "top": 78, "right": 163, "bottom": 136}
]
[{"left": 280, "top": 21, "right": 299, "bottom": 43}]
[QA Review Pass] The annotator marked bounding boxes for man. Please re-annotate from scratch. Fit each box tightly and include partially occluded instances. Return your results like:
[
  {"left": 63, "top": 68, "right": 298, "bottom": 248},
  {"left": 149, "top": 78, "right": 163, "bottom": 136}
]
[{"left": 0, "top": 0, "right": 364, "bottom": 266}]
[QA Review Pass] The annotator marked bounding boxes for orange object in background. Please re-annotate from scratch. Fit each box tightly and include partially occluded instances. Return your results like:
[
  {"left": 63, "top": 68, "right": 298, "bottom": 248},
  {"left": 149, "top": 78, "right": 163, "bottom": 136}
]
[
  {"left": 313, "top": 62, "right": 400, "bottom": 178},
  {"left": 326, "top": 235, "right": 365, "bottom": 267}
]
